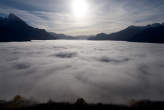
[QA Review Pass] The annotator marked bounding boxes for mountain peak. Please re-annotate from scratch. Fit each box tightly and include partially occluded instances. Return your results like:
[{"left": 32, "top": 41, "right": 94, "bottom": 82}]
[
  {"left": 7, "top": 13, "right": 28, "bottom": 27},
  {"left": 150, "top": 23, "right": 161, "bottom": 27},
  {"left": 162, "top": 23, "right": 164, "bottom": 26},
  {"left": 97, "top": 33, "right": 107, "bottom": 36},
  {"left": 0, "top": 13, "right": 57, "bottom": 42},
  {"left": 127, "top": 25, "right": 139, "bottom": 29},
  {"left": 8, "top": 13, "right": 19, "bottom": 20},
  {"left": 8, "top": 13, "right": 25, "bottom": 23}
]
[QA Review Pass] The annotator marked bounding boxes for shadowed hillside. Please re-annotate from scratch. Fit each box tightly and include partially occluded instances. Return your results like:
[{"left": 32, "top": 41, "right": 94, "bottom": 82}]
[
  {"left": 89, "top": 23, "right": 164, "bottom": 43},
  {"left": 0, "top": 13, "right": 57, "bottom": 42}
]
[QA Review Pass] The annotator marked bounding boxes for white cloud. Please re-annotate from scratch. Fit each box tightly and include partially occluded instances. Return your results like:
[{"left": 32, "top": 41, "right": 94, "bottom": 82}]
[{"left": 0, "top": 40, "right": 164, "bottom": 104}]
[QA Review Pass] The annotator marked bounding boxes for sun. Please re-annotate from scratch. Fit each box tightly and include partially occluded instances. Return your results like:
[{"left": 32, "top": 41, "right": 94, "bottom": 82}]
[{"left": 71, "top": 0, "right": 89, "bottom": 18}]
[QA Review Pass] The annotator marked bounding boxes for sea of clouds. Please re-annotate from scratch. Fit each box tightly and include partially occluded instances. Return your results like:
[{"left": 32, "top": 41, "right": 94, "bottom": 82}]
[{"left": 0, "top": 40, "right": 164, "bottom": 104}]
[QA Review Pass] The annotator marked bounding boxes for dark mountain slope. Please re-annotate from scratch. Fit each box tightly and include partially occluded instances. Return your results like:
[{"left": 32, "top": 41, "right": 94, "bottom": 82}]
[
  {"left": 89, "top": 23, "right": 164, "bottom": 43},
  {"left": 131, "top": 25, "right": 164, "bottom": 43},
  {"left": 0, "top": 13, "right": 57, "bottom": 42}
]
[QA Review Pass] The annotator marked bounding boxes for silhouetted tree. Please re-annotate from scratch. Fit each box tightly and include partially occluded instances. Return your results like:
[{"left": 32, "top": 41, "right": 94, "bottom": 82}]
[{"left": 75, "top": 98, "right": 87, "bottom": 105}]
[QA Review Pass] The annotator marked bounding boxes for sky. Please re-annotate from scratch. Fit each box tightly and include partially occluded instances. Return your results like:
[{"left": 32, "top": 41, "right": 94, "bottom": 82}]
[{"left": 0, "top": 0, "right": 164, "bottom": 35}]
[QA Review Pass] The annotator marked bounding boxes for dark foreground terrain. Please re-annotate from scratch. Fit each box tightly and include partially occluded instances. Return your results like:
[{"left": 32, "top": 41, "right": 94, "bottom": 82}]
[{"left": 1, "top": 96, "right": 164, "bottom": 110}]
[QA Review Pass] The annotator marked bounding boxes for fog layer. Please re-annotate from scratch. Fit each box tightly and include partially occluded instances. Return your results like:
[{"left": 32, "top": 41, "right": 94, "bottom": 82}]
[{"left": 0, "top": 40, "right": 164, "bottom": 104}]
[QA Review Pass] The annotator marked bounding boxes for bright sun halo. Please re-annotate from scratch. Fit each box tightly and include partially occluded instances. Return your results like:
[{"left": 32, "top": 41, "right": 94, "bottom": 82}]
[{"left": 71, "top": 0, "right": 89, "bottom": 18}]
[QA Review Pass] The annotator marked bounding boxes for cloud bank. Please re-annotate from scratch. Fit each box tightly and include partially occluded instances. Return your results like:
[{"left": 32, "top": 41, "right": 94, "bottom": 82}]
[{"left": 0, "top": 40, "right": 164, "bottom": 104}]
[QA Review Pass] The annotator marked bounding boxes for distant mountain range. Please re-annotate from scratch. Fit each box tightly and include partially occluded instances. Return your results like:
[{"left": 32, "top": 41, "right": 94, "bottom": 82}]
[
  {"left": 1, "top": 13, "right": 164, "bottom": 43},
  {"left": 0, "top": 13, "right": 73, "bottom": 42},
  {"left": 89, "top": 23, "right": 164, "bottom": 43},
  {"left": 49, "top": 32, "right": 76, "bottom": 40}
]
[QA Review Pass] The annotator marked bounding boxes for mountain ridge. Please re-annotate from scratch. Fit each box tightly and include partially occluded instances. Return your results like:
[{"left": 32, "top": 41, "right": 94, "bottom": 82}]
[
  {"left": 1, "top": 13, "right": 164, "bottom": 43},
  {"left": 89, "top": 23, "right": 164, "bottom": 43},
  {"left": 0, "top": 13, "right": 59, "bottom": 42}
]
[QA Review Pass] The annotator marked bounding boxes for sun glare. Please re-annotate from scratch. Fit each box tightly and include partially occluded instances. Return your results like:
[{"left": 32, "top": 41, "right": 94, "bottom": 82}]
[{"left": 71, "top": 0, "right": 89, "bottom": 18}]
